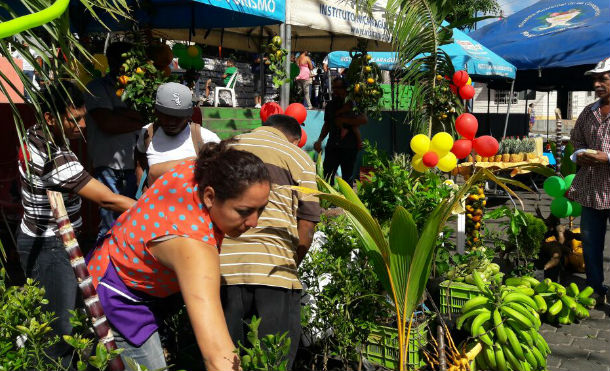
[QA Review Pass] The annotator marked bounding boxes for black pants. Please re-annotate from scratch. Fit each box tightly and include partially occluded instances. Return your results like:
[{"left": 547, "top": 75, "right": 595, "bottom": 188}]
[
  {"left": 220, "top": 285, "right": 301, "bottom": 370},
  {"left": 16, "top": 231, "right": 78, "bottom": 365},
  {"left": 323, "top": 147, "right": 359, "bottom": 185}
]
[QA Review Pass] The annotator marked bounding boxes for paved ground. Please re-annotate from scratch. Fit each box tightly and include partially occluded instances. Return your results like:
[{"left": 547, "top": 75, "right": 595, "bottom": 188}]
[{"left": 485, "top": 180, "right": 610, "bottom": 371}]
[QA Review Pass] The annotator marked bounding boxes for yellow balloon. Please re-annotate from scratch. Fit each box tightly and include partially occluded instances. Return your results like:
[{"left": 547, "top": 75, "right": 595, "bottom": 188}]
[
  {"left": 430, "top": 132, "right": 454, "bottom": 155},
  {"left": 410, "top": 134, "right": 430, "bottom": 155},
  {"left": 437, "top": 152, "right": 458, "bottom": 172},
  {"left": 411, "top": 154, "right": 428, "bottom": 173},
  {"left": 467, "top": 77, "right": 472, "bottom": 85},
  {"left": 187, "top": 45, "right": 199, "bottom": 57}
]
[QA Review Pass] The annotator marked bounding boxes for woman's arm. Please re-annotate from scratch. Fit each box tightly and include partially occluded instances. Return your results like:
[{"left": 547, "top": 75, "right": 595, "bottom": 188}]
[
  {"left": 77, "top": 178, "right": 135, "bottom": 213},
  {"left": 149, "top": 237, "right": 239, "bottom": 371},
  {"left": 307, "top": 57, "right": 313, "bottom": 70}
]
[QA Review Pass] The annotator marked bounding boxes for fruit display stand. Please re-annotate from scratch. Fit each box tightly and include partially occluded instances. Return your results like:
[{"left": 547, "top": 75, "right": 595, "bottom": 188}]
[
  {"left": 439, "top": 281, "right": 481, "bottom": 314},
  {"left": 362, "top": 314, "right": 434, "bottom": 370}
]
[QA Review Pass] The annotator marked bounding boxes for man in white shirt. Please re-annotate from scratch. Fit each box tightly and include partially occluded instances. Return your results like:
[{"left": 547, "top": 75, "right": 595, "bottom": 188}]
[{"left": 135, "top": 82, "right": 220, "bottom": 190}]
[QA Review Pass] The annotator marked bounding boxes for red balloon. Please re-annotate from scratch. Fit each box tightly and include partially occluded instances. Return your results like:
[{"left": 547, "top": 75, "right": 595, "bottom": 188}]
[
  {"left": 260, "top": 102, "right": 283, "bottom": 122},
  {"left": 453, "top": 70, "right": 470, "bottom": 87},
  {"left": 285, "top": 103, "right": 308, "bottom": 124},
  {"left": 455, "top": 113, "right": 478, "bottom": 140},
  {"left": 473, "top": 136, "right": 499, "bottom": 157},
  {"left": 449, "top": 84, "right": 457, "bottom": 95},
  {"left": 451, "top": 139, "right": 473, "bottom": 159},
  {"left": 459, "top": 84, "right": 475, "bottom": 100},
  {"left": 422, "top": 151, "right": 439, "bottom": 168},
  {"left": 298, "top": 127, "right": 307, "bottom": 148}
]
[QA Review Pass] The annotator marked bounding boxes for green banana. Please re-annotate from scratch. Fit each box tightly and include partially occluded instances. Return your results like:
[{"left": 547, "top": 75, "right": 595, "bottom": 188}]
[
  {"left": 552, "top": 282, "right": 567, "bottom": 296},
  {"left": 457, "top": 307, "right": 490, "bottom": 330},
  {"left": 482, "top": 344, "right": 497, "bottom": 369},
  {"left": 506, "top": 277, "right": 529, "bottom": 287},
  {"left": 560, "top": 294, "right": 578, "bottom": 310},
  {"left": 578, "top": 286, "right": 594, "bottom": 299},
  {"left": 521, "top": 359, "right": 532, "bottom": 371},
  {"left": 461, "top": 296, "right": 492, "bottom": 314},
  {"left": 530, "top": 345, "right": 546, "bottom": 368},
  {"left": 548, "top": 299, "right": 563, "bottom": 315},
  {"left": 579, "top": 296, "right": 596, "bottom": 309},
  {"left": 514, "top": 286, "right": 536, "bottom": 297},
  {"left": 523, "top": 348, "right": 539, "bottom": 369},
  {"left": 493, "top": 308, "right": 508, "bottom": 344},
  {"left": 521, "top": 276, "right": 541, "bottom": 287},
  {"left": 515, "top": 328, "right": 534, "bottom": 347},
  {"left": 574, "top": 303, "right": 590, "bottom": 319},
  {"left": 505, "top": 326, "right": 526, "bottom": 361},
  {"left": 471, "top": 311, "right": 492, "bottom": 339},
  {"left": 473, "top": 270, "right": 493, "bottom": 297},
  {"left": 504, "top": 302, "right": 540, "bottom": 329},
  {"left": 531, "top": 329, "right": 551, "bottom": 356},
  {"left": 500, "top": 305, "right": 533, "bottom": 328},
  {"left": 503, "top": 292, "right": 538, "bottom": 311},
  {"left": 534, "top": 278, "right": 552, "bottom": 293},
  {"left": 558, "top": 306, "right": 571, "bottom": 325},
  {"left": 502, "top": 345, "right": 525, "bottom": 371},
  {"left": 494, "top": 343, "right": 508, "bottom": 371},
  {"left": 533, "top": 294, "right": 547, "bottom": 313},
  {"left": 567, "top": 282, "right": 580, "bottom": 297},
  {"left": 475, "top": 325, "right": 494, "bottom": 347},
  {"left": 476, "top": 353, "right": 489, "bottom": 370}
]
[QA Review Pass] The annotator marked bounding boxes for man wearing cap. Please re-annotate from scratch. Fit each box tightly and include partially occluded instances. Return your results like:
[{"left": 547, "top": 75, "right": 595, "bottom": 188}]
[
  {"left": 568, "top": 57, "right": 610, "bottom": 306},
  {"left": 85, "top": 42, "right": 144, "bottom": 239},
  {"left": 135, "top": 82, "right": 220, "bottom": 189}
]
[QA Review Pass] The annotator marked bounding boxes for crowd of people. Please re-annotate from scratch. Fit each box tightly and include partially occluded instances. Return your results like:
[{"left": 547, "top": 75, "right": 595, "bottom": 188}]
[{"left": 15, "top": 41, "right": 366, "bottom": 371}]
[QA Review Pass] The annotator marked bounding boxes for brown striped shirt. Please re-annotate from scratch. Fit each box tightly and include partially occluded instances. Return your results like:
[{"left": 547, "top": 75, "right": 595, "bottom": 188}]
[
  {"left": 220, "top": 126, "right": 321, "bottom": 289},
  {"left": 18, "top": 125, "right": 92, "bottom": 237}
]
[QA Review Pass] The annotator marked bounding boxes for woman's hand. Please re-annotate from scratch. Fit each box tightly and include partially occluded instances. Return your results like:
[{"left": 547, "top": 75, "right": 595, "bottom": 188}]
[{"left": 149, "top": 237, "right": 238, "bottom": 371}]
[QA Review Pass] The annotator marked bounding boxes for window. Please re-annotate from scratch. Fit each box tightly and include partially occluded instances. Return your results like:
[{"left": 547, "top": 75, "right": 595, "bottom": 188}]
[{"left": 494, "top": 90, "right": 518, "bottom": 104}]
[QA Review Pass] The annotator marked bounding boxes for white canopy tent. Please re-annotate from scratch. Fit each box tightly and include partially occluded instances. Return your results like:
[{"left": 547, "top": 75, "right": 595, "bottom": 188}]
[{"left": 153, "top": 0, "right": 392, "bottom": 52}]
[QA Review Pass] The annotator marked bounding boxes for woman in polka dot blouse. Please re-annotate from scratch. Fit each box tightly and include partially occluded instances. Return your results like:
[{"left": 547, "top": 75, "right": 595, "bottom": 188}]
[{"left": 87, "top": 141, "right": 270, "bottom": 371}]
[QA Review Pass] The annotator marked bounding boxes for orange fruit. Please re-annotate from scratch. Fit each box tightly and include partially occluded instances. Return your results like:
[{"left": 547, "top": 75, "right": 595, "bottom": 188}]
[
  {"left": 367, "top": 77, "right": 375, "bottom": 84},
  {"left": 354, "top": 83, "right": 361, "bottom": 93},
  {"left": 136, "top": 67, "right": 145, "bottom": 75},
  {"left": 118, "top": 75, "right": 130, "bottom": 85},
  {"left": 365, "top": 66, "right": 372, "bottom": 72},
  {"left": 116, "top": 88, "right": 124, "bottom": 97}
]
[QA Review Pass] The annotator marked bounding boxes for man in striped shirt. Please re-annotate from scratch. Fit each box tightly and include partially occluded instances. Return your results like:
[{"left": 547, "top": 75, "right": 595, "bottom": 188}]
[
  {"left": 17, "top": 81, "right": 135, "bottom": 364},
  {"left": 220, "top": 114, "right": 321, "bottom": 369}
]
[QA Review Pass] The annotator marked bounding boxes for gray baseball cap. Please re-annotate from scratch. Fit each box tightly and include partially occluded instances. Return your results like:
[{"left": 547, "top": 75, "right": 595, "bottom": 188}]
[{"left": 155, "top": 82, "right": 193, "bottom": 117}]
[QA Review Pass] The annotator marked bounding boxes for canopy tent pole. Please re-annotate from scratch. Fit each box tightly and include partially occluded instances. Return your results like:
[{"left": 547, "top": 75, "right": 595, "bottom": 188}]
[
  {"left": 487, "top": 86, "right": 490, "bottom": 130},
  {"left": 259, "top": 26, "right": 265, "bottom": 104},
  {"left": 546, "top": 92, "right": 550, "bottom": 142},
  {"left": 280, "top": 23, "right": 291, "bottom": 109},
  {"left": 502, "top": 79, "right": 515, "bottom": 138}
]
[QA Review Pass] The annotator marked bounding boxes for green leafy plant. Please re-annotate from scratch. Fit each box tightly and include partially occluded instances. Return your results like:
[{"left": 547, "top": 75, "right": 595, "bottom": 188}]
[
  {"left": 299, "top": 215, "right": 391, "bottom": 370},
  {"left": 265, "top": 36, "right": 289, "bottom": 88},
  {"left": 345, "top": 40, "right": 384, "bottom": 117},
  {"left": 237, "top": 316, "right": 291, "bottom": 371},
  {"left": 483, "top": 206, "right": 547, "bottom": 275}
]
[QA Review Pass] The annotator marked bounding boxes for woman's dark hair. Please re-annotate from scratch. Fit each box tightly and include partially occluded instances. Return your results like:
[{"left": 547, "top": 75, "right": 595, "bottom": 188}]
[
  {"left": 263, "top": 114, "right": 301, "bottom": 141},
  {"left": 195, "top": 140, "right": 270, "bottom": 201},
  {"left": 40, "top": 80, "right": 85, "bottom": 116}
]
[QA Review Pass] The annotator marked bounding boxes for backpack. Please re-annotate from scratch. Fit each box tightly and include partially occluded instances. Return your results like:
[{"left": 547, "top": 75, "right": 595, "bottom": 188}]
[{"left": 135, "top": 122, "right": 204, "bottom": 198}]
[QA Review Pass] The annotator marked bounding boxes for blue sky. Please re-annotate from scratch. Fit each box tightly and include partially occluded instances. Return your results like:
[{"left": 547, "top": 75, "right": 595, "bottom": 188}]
[{"left": 476, "top": 0, "right": 540, "bottom": 28}]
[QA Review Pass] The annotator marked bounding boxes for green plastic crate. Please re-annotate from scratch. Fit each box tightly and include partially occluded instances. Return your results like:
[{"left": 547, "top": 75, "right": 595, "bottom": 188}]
[
  {"left": 362, "top": 315, "right": 431, "bottom": 370},
  {"left": 439, "top": 280, "right": 481, "bottom": 314}
]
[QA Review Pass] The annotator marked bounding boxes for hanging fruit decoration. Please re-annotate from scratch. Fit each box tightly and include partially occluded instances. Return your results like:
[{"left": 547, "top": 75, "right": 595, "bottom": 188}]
[
  {"left": 465, "top": 184, "right": 486, "bottom": 250},
  {"left": 346, "top": 41, "right": 383, "bottom": 117},
  {"left": 172, "top": 43, "right": 204, "bottom": 70},
  {"left": 544, "top": 174, "right": 582, "bottom": 218},
  {"left": 116, "top": 44, "right": 175, "bottom": 124},
  {"left": 433, "top": 74, "right": 462, "bottom": 129},
  {"left": 266, "top": 35, "right": 289, "bottom": 88},
  {"left": 410, "top": 133, "right": 457, "bottom": 173}
]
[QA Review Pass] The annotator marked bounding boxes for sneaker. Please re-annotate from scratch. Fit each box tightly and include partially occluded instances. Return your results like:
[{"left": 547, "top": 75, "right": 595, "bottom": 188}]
[{"left": 255, "top": 103, "right": 261, "bottom": 108}]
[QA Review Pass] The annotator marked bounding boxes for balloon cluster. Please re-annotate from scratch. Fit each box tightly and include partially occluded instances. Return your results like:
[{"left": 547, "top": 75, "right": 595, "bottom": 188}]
[
  {"left": 410, "top": 133, "right": 457, "bottom": 173},
  {"left": 172, "top": 44, "right": 204, "bottom": 70},
  {"left": 543, "top": 175, "right": 582, "bottom": 218},
  {"left": 449, "top": 70, "right": 475, "bottom": 100},
  {"left": 259, "top": 102, "right": 308, "bottom": 148},
  {"left": 450, "top": 113, "right": 499, "bottom": 160}
]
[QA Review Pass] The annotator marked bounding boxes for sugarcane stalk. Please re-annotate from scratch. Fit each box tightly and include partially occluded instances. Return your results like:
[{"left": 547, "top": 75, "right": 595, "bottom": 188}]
[{"left": 47, "top": 190, "right": 124, "bottom": 371}]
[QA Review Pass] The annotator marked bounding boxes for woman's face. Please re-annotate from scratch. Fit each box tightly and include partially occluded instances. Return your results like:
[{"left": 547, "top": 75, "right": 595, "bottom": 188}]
[{"left": 203, "top": 182, "right": 270, "bottom": 238}]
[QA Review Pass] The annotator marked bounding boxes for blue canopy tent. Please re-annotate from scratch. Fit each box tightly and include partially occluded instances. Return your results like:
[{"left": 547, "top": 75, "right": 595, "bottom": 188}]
[
  {"left": 470, "top": 0, "right": 610, "bottom": 91},
  {"left": 326, "top": 26, "right": 516, "bottom": 80}
]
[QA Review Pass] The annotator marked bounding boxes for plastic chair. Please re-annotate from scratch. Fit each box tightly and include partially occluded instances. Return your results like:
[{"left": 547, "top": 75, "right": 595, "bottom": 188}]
[{"left": 214, "top": 73, "right": 239, "bottom": 107}]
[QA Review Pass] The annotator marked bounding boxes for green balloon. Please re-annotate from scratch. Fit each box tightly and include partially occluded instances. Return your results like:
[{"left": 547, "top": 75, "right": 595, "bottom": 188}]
[
  {"left": 564, "top": 174, "right": 576, "bottom": 189},
  {"left": 570, "top": 201, "right": 582, "bottom": 217},
  {"left": 551, "top": 197, "right": 572, "bottom": 218},
  {"left": 172, "top": 44, "right": 187, "bottom": 58},
  {"left": 191, "top": 58, "right": 204, "bottom": 71},
  {"left": 543, "top": 176, "right": 566, "bottom": 198}
]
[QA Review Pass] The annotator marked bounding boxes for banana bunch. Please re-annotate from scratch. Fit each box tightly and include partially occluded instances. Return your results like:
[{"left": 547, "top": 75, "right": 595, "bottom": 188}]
[
  {"left": 446, "top": 256, "right": 503, "bottom": 285},
  {"left": 510, "top": 277, "right": 595, "bottom": 325},
  {"left": 457, "top": 272, "right": 550, "bottom": 371},
  {"left": 465, "top": 186, "right": 486, "bottom": 250}
]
